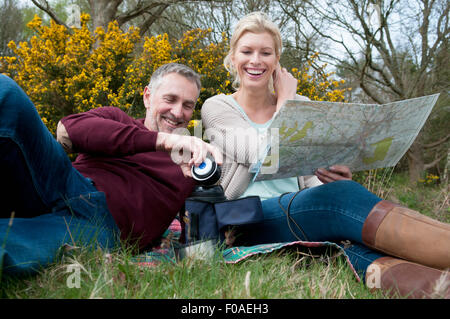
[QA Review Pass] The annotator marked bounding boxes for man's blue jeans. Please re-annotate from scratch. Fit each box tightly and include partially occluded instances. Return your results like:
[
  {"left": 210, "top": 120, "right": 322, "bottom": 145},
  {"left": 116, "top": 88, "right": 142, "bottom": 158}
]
[
  {"left": 235, "top": 181, "right": 387, "bottom": 280},
  {"left": 0, "top": 74, "right": 119, "bottom": 277}
]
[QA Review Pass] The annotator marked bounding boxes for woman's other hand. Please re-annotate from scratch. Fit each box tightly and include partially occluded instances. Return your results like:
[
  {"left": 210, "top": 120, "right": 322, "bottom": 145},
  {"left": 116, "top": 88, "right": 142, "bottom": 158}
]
[{"left": 314, "top": 165, "right": 353, "bottom": 184}]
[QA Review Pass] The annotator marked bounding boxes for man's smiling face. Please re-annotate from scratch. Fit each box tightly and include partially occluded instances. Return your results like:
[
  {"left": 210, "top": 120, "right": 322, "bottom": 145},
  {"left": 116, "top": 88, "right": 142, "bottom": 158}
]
[{"left": 143, "top": 72, "right": 199, "bottom": 133}]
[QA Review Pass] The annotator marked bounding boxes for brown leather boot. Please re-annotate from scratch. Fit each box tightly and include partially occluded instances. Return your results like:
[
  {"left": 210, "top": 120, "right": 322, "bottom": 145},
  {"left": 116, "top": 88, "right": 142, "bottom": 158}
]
[
  {"left": 362, "top": 200, "right": 450, "bottom": 270},
  {"left": 366, "top": 256, "right": 450, "bottom": 299}
]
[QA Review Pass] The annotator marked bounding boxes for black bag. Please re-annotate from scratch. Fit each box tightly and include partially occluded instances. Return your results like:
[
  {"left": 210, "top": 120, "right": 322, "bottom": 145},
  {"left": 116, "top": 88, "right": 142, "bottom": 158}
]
[{"left": 183, "top": 186, "right": 263, "bottom": 244}]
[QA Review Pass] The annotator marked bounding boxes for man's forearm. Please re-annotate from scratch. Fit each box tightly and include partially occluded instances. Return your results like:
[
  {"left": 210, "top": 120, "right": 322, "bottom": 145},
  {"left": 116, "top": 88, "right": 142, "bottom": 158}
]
[{"left": 59, "top": 108, "right": 158, "bottom": 156}]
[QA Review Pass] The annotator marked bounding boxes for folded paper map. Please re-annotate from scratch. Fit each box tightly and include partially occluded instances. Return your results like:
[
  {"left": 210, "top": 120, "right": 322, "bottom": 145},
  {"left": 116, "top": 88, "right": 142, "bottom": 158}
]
[{"left": 252, "top": 94, "right": 440, "bottom": 181}]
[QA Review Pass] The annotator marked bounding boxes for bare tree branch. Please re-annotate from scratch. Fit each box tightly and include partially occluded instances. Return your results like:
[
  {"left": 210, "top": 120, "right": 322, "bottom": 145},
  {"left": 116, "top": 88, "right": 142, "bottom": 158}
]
[
  {"left": 424, "top": 152, "right": 448, "bottom": 170},
  {"left": 30, "top": 0, "right": 73, "bottom": 32},
  {"left": 116, "top": 2, "right": 166, "bottom": 26},
  {"left": 423, "top": 133, "right": 450, "bottom": 149},
  {"left": 137, "top": 3, "right": 170, "bottom": 36}
]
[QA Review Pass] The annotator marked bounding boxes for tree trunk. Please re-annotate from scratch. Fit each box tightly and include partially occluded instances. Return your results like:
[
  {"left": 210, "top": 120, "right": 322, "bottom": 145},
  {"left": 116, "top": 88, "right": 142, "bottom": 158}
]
[
  {"left": 88, "top": 0, "right": 122, "bottom": 31},
  {"left": 407, "top": 137, "right": 425, "bottom": 183}
]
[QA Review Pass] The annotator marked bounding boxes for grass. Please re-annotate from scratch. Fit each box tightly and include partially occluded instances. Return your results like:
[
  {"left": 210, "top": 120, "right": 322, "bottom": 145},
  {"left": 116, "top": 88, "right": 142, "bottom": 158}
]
[
  {"left": 0, "top": 171, "right": 448, "bottom": 299},
  {"left": 0, "top": 245, "right": 384, "bottom": 299},
  {"left": 356, "top": 169, "right": 449, "bottom": 223}
]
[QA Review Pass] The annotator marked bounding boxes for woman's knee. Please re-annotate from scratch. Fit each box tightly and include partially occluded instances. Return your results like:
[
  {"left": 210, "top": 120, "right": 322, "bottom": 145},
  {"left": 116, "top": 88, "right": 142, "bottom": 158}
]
[
  {"left": 308, "top": 180, "right": 376, "bottom": 200},
  {"left": 298, "top": 180, "right": 382, "bottom": 218},
  {"left": 323, "top": 180, "right": 366, "bottom": 192}
]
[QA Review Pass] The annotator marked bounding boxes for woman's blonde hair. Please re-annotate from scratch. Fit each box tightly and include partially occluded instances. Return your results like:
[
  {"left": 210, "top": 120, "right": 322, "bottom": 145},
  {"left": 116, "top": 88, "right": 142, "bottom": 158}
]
[{"left": 224, "top": 12, "right": 282, "bottom": 91}]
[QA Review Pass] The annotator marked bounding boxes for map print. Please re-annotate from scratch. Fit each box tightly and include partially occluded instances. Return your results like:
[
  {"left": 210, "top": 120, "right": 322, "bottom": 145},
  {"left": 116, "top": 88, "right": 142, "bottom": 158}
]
[{"left": 254, "top": 94, "right": 440, "bottom": 181}]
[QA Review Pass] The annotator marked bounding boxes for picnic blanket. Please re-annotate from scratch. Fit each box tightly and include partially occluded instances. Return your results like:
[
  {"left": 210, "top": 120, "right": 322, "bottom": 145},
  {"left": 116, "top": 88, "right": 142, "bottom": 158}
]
[{"left": 131, "top": 218, "right": 361, "bottom": 282}]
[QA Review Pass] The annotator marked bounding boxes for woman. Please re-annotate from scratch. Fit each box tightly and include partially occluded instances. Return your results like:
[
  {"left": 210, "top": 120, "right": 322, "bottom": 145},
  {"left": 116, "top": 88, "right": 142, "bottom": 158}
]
[{"left": 201, "top": 12, "right": 450, "bottom": 298}]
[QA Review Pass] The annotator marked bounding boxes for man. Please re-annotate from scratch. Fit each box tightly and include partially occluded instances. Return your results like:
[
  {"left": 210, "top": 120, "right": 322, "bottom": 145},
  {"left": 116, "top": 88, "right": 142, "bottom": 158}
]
[{"left": 0, "top": 63, "right": 222, "bottom": 277}]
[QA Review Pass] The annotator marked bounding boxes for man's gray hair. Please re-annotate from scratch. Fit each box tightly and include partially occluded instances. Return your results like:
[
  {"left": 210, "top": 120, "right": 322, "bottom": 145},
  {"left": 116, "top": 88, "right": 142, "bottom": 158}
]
[{"left": 148, "top": 63, "right": 202, "bottom": 94}]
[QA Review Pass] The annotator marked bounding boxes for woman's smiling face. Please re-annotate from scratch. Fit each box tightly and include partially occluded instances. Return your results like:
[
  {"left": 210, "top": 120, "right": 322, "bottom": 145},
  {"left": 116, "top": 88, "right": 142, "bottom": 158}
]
[{"left": 231, "top": 31, "right": 279, "bottom": 91}]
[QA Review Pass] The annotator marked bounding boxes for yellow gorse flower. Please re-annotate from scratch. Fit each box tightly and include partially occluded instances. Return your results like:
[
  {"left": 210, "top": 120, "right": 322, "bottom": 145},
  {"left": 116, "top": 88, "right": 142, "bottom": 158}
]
[
  {"left": 293, "top": 53, "right": 348, "bottom": 102},
  {"left": 0, "top": 14, "right": 347, "bottom": 135}
]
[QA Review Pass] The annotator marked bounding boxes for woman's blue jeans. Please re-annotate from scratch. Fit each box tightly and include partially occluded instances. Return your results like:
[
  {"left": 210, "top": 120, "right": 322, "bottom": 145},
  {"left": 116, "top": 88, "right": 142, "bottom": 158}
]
[
  {"left": 0, "top": 74, "right": 119, "bottom": 277},
  {"left": 235, "top": 181, "right": 387, "bottom": 280}
]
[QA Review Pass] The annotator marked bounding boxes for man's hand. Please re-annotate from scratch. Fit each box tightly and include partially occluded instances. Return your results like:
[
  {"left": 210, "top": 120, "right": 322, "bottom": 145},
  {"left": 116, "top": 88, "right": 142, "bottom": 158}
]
[
  {"left": 156, "top": 132, "right": 223, "bottom": 178},
  {"left": 314, "top": 165, "right": 352, "bottom": 184}
]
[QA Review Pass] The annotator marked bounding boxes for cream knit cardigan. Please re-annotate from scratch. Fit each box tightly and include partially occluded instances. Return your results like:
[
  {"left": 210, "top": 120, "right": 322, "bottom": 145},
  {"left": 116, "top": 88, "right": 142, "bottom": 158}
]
[{"left": 201, "top": 94, "right": 322, "bottom": 200}]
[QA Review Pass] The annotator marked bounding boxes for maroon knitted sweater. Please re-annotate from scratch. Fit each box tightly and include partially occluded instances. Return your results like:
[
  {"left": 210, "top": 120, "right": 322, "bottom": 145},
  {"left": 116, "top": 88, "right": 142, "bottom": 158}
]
[{"left": 61, "top": 107, "right": 195, "bottom": 248}]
